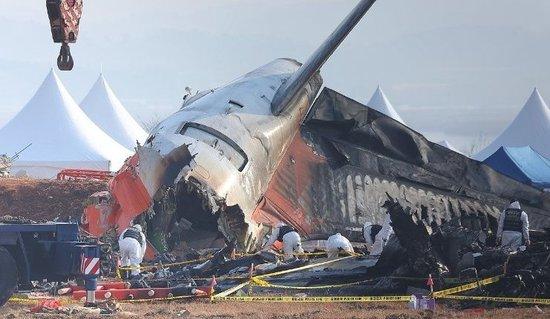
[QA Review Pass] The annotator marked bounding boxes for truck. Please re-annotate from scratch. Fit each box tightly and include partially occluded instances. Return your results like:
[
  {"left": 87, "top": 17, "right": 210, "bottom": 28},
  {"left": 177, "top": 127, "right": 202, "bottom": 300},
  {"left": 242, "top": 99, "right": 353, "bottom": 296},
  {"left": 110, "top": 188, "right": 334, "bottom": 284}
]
[{"left": 0, "top": 222, "right": 102, "bottom": 307}]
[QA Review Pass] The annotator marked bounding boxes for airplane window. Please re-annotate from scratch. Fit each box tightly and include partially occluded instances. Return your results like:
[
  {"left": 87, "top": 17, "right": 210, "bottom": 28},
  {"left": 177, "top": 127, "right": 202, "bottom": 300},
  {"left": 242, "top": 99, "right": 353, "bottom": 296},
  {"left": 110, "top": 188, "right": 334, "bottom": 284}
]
[{"left": 180, "top": 122, "right": 248, "bottom": 171}]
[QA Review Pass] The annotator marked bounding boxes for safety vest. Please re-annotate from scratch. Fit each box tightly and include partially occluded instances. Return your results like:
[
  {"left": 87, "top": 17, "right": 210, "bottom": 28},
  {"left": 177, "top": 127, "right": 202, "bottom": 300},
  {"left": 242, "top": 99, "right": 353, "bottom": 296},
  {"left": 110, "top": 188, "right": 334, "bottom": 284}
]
[
  {"left": 277, "top": 225, "right": 296, "bottom": 242},
  {"left": 123, "top": 227, "right": 144, "bottom": 246},
  {"left": 503, "top": 208, "right": 523, "bottom": 232}
]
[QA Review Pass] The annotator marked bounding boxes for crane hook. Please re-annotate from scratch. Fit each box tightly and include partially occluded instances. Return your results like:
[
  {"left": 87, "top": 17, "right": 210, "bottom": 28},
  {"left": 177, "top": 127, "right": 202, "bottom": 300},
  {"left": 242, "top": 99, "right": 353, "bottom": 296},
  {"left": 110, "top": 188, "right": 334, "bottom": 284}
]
[
  {"left": 47, "top": 0, "right": 83, "bottom": 71},
  {"left": 57, "top": 43, "right": 74, "bottom": 71}
]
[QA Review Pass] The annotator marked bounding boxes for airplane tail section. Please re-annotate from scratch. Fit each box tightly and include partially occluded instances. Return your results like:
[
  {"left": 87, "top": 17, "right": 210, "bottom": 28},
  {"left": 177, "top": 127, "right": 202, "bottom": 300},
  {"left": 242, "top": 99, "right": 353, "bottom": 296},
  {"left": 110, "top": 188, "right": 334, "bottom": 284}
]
[{"left": 270, "top": 0, "right": 378, "bottom": 115}]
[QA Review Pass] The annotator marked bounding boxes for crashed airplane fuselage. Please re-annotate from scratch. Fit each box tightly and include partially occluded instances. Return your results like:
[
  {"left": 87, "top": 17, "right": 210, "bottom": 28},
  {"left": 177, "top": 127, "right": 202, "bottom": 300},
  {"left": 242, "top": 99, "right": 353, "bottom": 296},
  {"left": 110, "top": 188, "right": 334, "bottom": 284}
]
[
  {"left": 137, "top": 59, "right": 321, "bottom": 250},
  {"left": 82, "top": 0, "right": 549, "bottom": 253},
  {"left": 83, "top": 59, "right": 321, "bottom": 250},
  {"left": 82, "top": 0, "right": 378, "bottom": 251}
]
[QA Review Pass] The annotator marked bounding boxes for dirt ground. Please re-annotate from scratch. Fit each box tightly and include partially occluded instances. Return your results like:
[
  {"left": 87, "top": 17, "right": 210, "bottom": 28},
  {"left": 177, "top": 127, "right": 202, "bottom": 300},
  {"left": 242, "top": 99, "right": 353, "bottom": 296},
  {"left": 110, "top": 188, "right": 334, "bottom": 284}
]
[
  {"left": 0, "top": 178, "right": 107, "bottom": 222},
  {"left": 0, "top": 300, "right": 547, "bottom": 319}
]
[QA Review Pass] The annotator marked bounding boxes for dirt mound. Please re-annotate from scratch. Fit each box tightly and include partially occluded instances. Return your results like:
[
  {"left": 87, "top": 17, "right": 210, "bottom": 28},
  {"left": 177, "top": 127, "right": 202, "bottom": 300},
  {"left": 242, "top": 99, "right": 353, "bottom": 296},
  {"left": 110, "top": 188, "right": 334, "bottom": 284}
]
[{"left": 0, "top": 178, "right": 108, "bottom": 222}]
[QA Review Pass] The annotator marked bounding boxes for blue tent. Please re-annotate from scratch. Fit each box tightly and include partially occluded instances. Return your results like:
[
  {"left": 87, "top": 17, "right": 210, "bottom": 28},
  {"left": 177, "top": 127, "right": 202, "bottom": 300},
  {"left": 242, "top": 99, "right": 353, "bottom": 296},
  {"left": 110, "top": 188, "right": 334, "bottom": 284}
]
[{"left": 483, "top": 146, "right": 550, "bottom": 189}]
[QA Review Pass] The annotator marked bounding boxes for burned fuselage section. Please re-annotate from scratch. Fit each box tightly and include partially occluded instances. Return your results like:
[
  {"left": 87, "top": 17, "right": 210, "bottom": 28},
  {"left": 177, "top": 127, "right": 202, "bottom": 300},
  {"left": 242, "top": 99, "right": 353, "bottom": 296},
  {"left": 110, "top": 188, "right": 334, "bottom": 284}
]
[{"left": 252, "top": 88, "right": 550, "bottom": 240}]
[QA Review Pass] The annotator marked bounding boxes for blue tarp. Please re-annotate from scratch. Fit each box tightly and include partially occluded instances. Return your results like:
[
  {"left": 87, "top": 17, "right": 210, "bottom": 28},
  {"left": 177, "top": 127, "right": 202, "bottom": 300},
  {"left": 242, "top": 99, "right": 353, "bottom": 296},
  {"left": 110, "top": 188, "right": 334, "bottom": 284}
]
[{"left": 483, "top": 146, "right": 550, "bottom": 189}]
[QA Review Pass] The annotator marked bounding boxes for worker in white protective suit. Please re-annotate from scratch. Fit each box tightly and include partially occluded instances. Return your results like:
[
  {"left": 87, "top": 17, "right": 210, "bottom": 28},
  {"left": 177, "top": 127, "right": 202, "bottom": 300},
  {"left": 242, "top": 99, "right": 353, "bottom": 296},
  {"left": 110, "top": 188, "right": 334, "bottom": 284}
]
[
  {"left": 326, "top": 233, "right": 354, "bottom": 258},
  {"left": 263, "top": 222, "right": 304, "bottom": 260},
  {"left": 497, "top": 201, "right": 530, "bottom": 253},
  {"left": 364, "top": 213, "right": 394, "bottom": 256},
  {"left": 363, "top": 222, "right": 380, "bottom": 250},
  {"left": 118, "top": 224, "right": 147, "bottom": 278}
]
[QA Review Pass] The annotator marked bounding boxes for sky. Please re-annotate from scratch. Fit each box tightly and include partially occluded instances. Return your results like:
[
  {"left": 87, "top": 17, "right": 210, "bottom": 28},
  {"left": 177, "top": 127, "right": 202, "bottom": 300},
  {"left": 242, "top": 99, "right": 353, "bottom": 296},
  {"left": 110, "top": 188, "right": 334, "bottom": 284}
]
[{"left": 1, "top": 0, "right": 549, "bottom": 154}]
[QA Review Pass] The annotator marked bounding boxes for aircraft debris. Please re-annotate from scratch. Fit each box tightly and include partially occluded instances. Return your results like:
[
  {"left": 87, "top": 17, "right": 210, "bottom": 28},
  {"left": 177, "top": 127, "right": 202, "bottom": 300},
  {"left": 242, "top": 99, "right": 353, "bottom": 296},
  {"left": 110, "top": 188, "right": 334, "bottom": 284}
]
[{"left": 371, "top": 196, "right": 550, "bottom": 302}]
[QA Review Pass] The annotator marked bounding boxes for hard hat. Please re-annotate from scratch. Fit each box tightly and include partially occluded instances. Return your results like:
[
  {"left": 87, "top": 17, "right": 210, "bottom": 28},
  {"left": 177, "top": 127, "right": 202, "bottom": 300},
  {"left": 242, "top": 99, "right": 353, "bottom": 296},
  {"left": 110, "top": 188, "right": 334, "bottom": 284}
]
[
  {"left": 275, "top": 222, "right": 286, "bottom": 228},
  {"left": 133, "top": 225, "right": 143, "bottom": 232}
]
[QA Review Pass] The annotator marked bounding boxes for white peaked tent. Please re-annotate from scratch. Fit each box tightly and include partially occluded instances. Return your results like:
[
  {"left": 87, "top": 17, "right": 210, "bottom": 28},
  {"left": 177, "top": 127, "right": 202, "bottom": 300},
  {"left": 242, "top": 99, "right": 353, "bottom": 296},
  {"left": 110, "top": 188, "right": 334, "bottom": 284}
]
[
  {"left": 475, "top": 88, "right": 550, "bottom": 161},
  {"left": 367, "top": 85, "right": 406, "bottom": 124},
  {"left": 80, "top": 74, "right": 147, "bottom": 149},
  {"left": 0, "top": 70, "right": 132, "bottom": 178},
  {"left": 437, "top": 140, "right": 463, "bottom": 154}
]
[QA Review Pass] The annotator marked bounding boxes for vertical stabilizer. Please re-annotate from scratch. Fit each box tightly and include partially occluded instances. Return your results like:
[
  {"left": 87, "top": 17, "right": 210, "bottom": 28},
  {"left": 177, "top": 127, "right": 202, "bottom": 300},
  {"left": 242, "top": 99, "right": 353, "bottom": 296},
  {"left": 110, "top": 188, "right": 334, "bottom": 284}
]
[{"left": 271, "top": 0, "right": 378, "bottom": 115}]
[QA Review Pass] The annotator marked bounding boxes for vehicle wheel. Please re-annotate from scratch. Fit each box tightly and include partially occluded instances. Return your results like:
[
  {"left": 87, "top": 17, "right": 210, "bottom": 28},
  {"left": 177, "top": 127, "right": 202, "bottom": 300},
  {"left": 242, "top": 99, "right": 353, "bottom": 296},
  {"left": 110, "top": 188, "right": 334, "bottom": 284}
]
[{"left": 0, "top": 246, "right": 17, "bottom": 307}]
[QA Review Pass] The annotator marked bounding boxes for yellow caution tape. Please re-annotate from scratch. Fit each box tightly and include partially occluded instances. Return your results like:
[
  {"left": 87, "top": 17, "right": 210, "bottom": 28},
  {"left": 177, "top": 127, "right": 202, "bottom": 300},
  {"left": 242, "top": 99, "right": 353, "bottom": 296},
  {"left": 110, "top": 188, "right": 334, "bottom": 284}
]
[
  {"left": 211, "top": 295, "right": 411, "bottom": 303},
  {"left": 254, "top": 255, "right": 355, "bottom": 279},
  {"left": 236, "top": 251, "right": 328, "bottom": 258},
  {"left": 247, "top": 275, "right": 480, "bottom": 290},
  {"left": 213, "top": 256, "right": 356, "bottom": 299},
  {"left": 193, "top": 275, "right": 248, "bottom": 281},
  {"left": 387, "top": 276, "right": 467, "bottom": 284},
  {"left": 8, "top": 297, "right": 79, "bottom": 305},
  {"left": 119, "top": 294, "right": 197, "bottom": 303},
  {"left": 120, "top": 251, "right": 358, "bottom": 272},
  {"left": 218, "top": 290, "right": 544, "bottom": 305},
  {"left": 118, "top": 256, "right": 211, "bottom": 271},
  {"left": 7, "top": 297, "right": 42, "bottom": 304},
  {"left": 194, "top": 275, "right": 472, "bottom": 285},
  {"left": 250, "top": 278, "right": 380, "bottom": 290},
  {"left": 296, "top": 252, "right": 329, "bottom": 257},
  {"left": 438, "top": 295, "right": 550, "bottom": 305},
  {"left": 432, "top": 276, "right": 501, "bottom": 297},
  {"left": 9, "top": 295, "right": 197, "bottom": 305},
  {"left": 213, "top": 281, "right": 251, "bottom": 298}
]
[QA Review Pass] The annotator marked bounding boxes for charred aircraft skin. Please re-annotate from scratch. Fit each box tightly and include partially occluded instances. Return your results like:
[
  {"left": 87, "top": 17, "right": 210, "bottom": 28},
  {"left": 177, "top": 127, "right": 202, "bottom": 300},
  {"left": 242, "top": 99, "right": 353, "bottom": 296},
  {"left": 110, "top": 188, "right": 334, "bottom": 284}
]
[{"left": 252, "top": 88, "right": 550, "bottom": 239}]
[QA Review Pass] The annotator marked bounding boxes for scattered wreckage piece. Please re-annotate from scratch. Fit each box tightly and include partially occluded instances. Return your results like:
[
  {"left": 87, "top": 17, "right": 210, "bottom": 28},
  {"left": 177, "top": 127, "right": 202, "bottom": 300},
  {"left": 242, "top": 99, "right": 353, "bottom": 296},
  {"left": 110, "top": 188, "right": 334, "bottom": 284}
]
[
  {"left": 374, "top": 195, "right": 449, "bottom": 280},
  {"left": 475, "top": 241, "right": 550, "bottom": 300}
]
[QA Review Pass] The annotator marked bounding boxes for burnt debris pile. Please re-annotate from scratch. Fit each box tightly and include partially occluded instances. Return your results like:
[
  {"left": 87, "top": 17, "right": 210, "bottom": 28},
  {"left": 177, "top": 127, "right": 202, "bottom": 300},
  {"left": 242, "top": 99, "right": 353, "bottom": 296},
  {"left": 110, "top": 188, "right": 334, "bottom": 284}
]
[
  {"left": 114, "top": 195, "right": 550, "bottom": 304},
  {"left": 376, "top": 195, "right": 550, "bottom": 300}
]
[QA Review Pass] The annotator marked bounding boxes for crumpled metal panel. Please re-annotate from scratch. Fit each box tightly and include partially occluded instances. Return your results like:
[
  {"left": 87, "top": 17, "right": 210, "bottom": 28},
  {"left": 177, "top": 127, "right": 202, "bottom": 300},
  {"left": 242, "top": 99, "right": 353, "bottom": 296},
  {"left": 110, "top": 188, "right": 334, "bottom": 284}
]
[
  {"left": 149, "top": 59, "right": 321, "bottom": 248},
  {"left": 252, "top": 88, "right": 550, "bottom": 236}
]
